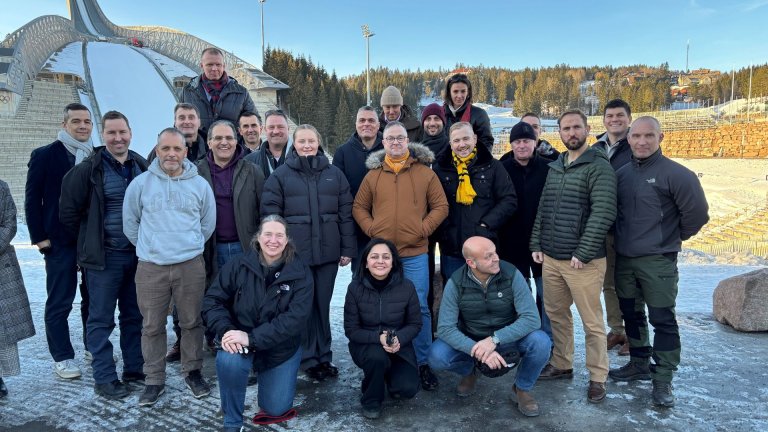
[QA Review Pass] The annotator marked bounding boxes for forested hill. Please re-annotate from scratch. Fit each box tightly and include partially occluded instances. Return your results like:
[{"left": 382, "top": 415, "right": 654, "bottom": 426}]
[{"left": 263, "top": 47, "right": 767, "bottom": 154}]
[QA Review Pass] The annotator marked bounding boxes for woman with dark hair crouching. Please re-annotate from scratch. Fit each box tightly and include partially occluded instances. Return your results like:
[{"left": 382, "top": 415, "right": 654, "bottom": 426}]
[
  {"left": 202, "top": 215, "right": 313, "bottom": 431},
  {"left": 343, "top": 238, "right": 422, "bottom": 419}
]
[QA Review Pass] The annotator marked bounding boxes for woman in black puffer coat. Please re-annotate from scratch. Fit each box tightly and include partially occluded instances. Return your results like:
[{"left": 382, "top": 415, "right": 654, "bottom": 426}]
[
  {"left": 261, "top": 124, "right": 356, "bottom": 380},
  {"left": 344, "top": 238, "right": 422, "bottom": 419}
]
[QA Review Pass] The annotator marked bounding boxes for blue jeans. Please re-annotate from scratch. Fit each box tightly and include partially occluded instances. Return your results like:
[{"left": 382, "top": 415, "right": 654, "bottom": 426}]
[
  {"left": 440, "top": 254, "right": 466, "bottom": 283},
  {"left": 533, "top": 276, "right": 552, "bottom": 341},
  {"left": 428, "top": 330, "right": 551, "bottom": 391},
  {"left": 401, "top": 254, "right": 431, "bottom": 365},
  {"left": 216, "top": 241, "right": 244, "bottom": 271},
  {"left": 44, "top": 244, "right": 88, "bottom": 361},
  {"left": 217, "top": 347, "right": 301, "bottom": 428},
  {"left": 86, "top": 250, "right": 143, "bottom": 383}
]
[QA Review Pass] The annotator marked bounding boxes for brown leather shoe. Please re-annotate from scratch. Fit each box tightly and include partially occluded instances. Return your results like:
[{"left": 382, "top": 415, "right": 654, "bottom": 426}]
[
  {"left": 512, "top": 385, "right": 540, "bottom": 417},
  {"left": 538, "top": 363, "right": 573, "bottom": 380},
  {"left": 606, "top": 332, "right": 626, "bottom": 349},
  {"left": 587, "top": 380, "right": 606, "bottom": 403},
  {"left": 618, "top": 341, "right": 630, "bottom": 356},
  {"left": 456, "top": 370, "right": 478, "bottom": 397}
]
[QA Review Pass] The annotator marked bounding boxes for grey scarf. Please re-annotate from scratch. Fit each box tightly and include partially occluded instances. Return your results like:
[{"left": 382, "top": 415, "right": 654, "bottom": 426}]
[{"left": 58, "top": 130, "right": 93, "bottom": 164}]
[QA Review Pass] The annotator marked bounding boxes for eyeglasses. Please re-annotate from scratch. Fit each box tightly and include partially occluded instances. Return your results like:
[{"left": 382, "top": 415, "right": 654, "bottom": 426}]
[{"left": 384, "top": 136, "right": 407, "bottom": 144}]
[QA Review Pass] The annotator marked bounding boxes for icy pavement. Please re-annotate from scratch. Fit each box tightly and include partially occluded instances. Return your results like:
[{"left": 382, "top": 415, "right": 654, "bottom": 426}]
[{"left": 1, "top": 227, "right": 766, "bottom": 431}]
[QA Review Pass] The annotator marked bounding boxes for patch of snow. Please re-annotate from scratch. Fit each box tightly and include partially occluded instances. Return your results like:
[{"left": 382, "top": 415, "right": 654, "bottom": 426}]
[
  {"left": 43, "top": 42, "right": 85, "bottom": 78},
  {"left": 77, "top": 89, "right": 102, "bottom": 147},
  {"left": 137, "top": 47, "right": 197, "bottom": 81},
  {"left": 75, "top": 0, "right": 102, "bottom": 37},
  {"left": 87, "top": 42, "right": 177, "bottom": 158}
]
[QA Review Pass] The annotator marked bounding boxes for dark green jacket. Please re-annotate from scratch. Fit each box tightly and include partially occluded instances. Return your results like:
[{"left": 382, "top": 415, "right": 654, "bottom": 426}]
[
  {"left": 436, "top": 261, "right": 539, "bottom": 354},
  {"left": 529, "top": 147, "right": 617, "bottom": 263}
]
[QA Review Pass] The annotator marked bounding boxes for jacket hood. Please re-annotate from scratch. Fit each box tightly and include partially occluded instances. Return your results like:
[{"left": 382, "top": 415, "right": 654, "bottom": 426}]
[
  {"left": 365, "top": 142, "right": 435, "bottom": 170},
  {"left": 149, "top": 157, "right": 199, "bottom": 179}
]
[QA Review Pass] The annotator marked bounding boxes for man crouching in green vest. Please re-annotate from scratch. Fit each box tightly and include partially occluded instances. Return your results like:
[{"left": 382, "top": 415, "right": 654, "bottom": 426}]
[{"left": 428, "top": 236, "right": 551, "bottom": 417}]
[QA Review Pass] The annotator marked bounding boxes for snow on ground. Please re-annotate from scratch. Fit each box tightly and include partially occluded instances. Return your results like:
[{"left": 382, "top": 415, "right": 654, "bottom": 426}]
[
  {"left": 137, "top": 48, "right": 197, "bottom": 81},
  {"left": 87, "top": 42, "right": 178, "bottom": 158},
  {"left": 42, "top": 42, "right": 85, "bottom": 77}
]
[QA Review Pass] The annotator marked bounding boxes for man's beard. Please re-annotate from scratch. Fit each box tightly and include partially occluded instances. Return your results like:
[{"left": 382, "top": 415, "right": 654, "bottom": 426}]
[{"left": 564, "top": 137, "right": 586, "bottom": 151}]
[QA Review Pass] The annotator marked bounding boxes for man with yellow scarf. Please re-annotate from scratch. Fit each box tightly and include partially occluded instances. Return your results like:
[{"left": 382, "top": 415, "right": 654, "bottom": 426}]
[
  {"left": 353, "top": 122, "right": 449, "bottom": 391},
  {"left": 432, "top": 122, "right": 517, "bottom": 282}
]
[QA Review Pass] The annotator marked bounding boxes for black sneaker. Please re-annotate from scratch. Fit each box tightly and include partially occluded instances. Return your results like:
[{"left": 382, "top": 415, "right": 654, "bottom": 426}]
[
  {"left": 94, "top": 380, "right": 130, "bottom": 400},
  {"left": 609, "top": 361, "right": 651, "bottom": 382},
  {"left": 362, "top": 405, "right": 381, "bottom": 419},
  {"left": 419, "top": 365, "right": 439, "bottom": 391},
  {"left": 652, "top": 380, "right": 675, "bottom": 407},
  {"left": 319, "top": 362, "right": 339, "bottom": 377},
  {"left": 122, "top": 371, "right": 146, "bottom": 384},
  {"left": 0, "top": 377, "right": 7, "bottom": 398},
  {"left": 185, "top": 370, "right": 211, "bottom": 398},
  {"left": 138, "top": 384, "right": 165, "bottom": 407}
]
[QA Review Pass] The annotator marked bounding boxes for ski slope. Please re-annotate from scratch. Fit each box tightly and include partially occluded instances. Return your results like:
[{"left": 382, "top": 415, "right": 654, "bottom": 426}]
[{"left": 87, "top": 42, "right": 178, "bottom": 158}]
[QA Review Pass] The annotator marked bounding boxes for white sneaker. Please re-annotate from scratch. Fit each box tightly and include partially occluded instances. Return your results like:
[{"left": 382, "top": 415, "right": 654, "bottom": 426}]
[{"left": 54, "top": 360, "right": 82, "bottom": 379}]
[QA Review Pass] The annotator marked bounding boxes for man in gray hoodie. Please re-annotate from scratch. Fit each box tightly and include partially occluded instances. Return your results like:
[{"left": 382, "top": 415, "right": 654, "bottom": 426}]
[{"left": 123, "top": 128, "right": 216, "bottom": 407}]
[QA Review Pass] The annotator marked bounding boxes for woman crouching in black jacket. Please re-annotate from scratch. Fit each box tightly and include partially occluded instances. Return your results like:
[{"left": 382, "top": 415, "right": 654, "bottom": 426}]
[
  {"left": 343, "top": 238, "right": 422, "bottom": 420},
  {"left": 202, "top": 215, "right": 313, "bottom": 431}
]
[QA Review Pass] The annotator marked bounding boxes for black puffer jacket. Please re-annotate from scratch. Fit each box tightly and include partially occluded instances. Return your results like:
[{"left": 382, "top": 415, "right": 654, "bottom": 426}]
[
  {"left": 378, "top": 105, "right": 421, "bottom": 143},
  {"left": 59, "top": 147, "right": 148, "bottom": 270},
  {"left": 181, "top": 75, "right": 256, "bottom": 135},
  {"left": 443, "top": 103, "right": 494, "bottom": 150},
  {"left": 344, "top": 270, "right": 422, "bottom": 366},
  {"left": 498, "top": 152, "right": 549, "bottom": 277},
  {"left": 261, "top": 147, "right": 356, "bottom": 266},
  {"left": 432, "top": 143, "right": 516, "bottom": 257},
  {"left": 529, "top": 147, "right": 617, "bottom": 263},
  {"left": 202, "top": 249, "right": 313, "bottom": 372},
  {"left": 332, "top": 132, "right": 384, "bottom": 197}
]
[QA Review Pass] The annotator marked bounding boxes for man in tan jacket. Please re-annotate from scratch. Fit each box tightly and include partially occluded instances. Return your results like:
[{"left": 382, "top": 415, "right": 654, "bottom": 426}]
[{"left": 353, "top": 121, "right": 448, "bottom": 391}]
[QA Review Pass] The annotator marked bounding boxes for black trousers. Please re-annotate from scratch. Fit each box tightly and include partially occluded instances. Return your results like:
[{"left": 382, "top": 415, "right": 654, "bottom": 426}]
[
  {"left": 350, "top": 343, "right": 420, "bottom": 409},
  {"left": 301, "top": 262, "right": 340, "bottom": 368}
]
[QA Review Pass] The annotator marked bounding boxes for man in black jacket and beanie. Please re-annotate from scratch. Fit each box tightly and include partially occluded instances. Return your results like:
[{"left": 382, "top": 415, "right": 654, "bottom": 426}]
[
  {"left": 499, "top": 121, "right": 551, "bottom": 341},
  {"left": 59, "top": 111, "right": 148, "bottom": 400}
]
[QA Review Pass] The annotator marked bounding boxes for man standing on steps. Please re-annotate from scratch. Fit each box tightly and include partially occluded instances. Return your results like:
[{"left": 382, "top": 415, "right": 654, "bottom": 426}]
[
  {"left": 332, "top": 106, "right": 383, "bottom": 266},
  {"left": 60, "top": 111, "right": 148, "bottom": 400},
  {"left": 25, "top": 103, "right": 93, "bottom": 380},
  {"left": 530, "top": 109, "right": 616, "bottom": 404},
  {"left": 378, "top": 86, "right": 420, "bottom": 142},
  {"left": 124, "top": 128, "right": 216, "bottom": 407},
  {"left": 592, "top": 99, "right": 634, "bottom": 356},
  {"left": 609, "top": 116, "right": 708, "bottom": 408},
  {"left": 244, "top": 109, "right": 290, "bottom": 179},
  {"left": 238, "top": 111, "right": 263, "bottom": 152},
  {"left": 181, "top": 47, "right": 256, "bottom": 136}
]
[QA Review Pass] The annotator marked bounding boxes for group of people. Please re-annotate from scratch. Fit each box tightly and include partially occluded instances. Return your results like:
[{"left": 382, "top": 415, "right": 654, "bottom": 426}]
[{"left": 0, "top": 46, "right": 709, "bottom": 431}]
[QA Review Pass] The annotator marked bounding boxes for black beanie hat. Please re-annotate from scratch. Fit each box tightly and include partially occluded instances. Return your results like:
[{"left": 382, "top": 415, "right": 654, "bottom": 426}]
[{"left": 509, "top": 121, "right": 537, "bottom": 142}]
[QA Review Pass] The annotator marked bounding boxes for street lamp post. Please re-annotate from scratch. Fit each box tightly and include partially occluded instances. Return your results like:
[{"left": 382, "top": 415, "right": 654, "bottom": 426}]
[
  {"left": 361, "top": 25, "right": 375, "bottom": 106},
  {"left": 260, "top": 0, "right": 267, "bottom": 68}
]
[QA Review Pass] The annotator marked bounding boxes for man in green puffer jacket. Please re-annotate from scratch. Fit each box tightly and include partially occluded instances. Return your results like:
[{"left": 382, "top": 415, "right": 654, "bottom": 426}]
[{"left": 529, "top": 109, "right": 616, "bottom": 404}]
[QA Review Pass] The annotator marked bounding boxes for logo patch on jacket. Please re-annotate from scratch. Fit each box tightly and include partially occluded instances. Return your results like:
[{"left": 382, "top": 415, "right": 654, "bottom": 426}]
[{"left": 646, "top": 178, "right": 656, "bottom": 184}]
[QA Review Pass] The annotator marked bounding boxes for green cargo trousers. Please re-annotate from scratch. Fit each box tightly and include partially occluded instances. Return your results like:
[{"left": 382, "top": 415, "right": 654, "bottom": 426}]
[{"left": 614, "top": 254, "right": 680, "bottom": 383}]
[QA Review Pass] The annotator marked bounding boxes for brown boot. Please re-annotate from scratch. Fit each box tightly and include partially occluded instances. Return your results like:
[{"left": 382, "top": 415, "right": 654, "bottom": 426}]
[
  {"left": 538, "top": 363, "right": 573, "bottom": 380},
  {"left": 456, "top": 370, "right": 478, "bottom": 397},
  {"left": 512, "top": 385, "right": 540, "bottom": 417},
  {"left": 606, "top": 332, "right": 626, "bottom": 349},
  {"left": 618, "top": 341, "right": 630, "bottom": 356},
  {"left": 587, "top": 381, "right": 606, "bottom": 404}
]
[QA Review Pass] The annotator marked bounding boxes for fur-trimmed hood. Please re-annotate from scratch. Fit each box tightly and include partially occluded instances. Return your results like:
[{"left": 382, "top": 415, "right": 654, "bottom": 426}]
[{"left": 364, "top": 142, "right": 436, "bottom": 170}]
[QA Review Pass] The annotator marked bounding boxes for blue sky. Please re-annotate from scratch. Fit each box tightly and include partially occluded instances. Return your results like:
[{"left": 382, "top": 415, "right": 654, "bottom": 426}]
[{"left": 3, "top": 0, "right": 767, "bottom": 77}]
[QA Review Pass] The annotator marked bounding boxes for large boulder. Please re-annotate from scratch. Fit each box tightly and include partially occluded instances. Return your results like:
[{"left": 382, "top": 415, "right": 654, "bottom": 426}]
[{"left": 713, "top": 268, "right": 768, "bottom": 332}]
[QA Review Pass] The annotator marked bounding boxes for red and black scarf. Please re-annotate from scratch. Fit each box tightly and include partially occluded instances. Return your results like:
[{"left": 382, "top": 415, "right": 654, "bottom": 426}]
[{"left": 201, "top": 72, "right": 229, "bottom": 105}]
